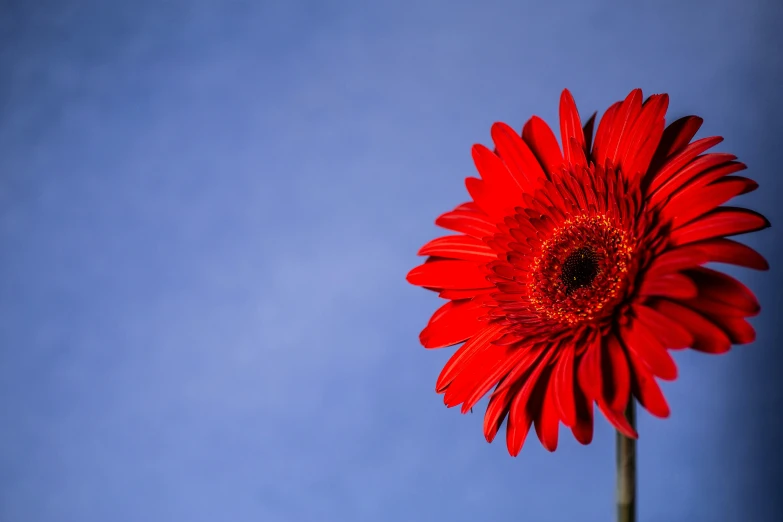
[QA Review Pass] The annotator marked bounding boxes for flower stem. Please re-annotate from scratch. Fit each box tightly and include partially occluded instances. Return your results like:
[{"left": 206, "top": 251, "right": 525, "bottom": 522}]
[{"left": 616, "top": 401, "right": 636, "bottom": 522}]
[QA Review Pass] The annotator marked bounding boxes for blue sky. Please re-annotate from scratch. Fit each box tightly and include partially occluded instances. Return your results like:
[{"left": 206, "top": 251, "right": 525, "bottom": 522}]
[{"left": 1, "top": 1, "right": 781, "bottom": 521}]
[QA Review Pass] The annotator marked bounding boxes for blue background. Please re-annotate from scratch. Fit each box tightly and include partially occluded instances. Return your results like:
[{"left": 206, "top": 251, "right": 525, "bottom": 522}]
[{"left": 1, "top": 1, "right": 781, "bottom": 521}]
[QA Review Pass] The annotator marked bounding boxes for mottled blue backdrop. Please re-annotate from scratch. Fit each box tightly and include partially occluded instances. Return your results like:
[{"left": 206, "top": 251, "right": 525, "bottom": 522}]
[{"left": 1, "top": 1, "right": 781, "bottom": 521}]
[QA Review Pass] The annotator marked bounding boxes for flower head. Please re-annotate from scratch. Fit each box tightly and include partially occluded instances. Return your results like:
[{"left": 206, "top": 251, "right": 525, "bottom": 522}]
[{"left": 406, "top": 89, "right": 769, "bottom": 455}]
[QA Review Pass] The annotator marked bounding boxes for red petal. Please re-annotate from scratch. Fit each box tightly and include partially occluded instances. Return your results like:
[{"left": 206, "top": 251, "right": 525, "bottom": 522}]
[
  {"left": 633, "top": 304, "right": 693, "bottom": 349},
  {"left": 569, "top": 137, "right": 588, "bottom": 168},
  {"left": 601, "top": 89, "right": 643, "bottom": 169},
  {"left": 559, "top": 89, "right": 586, "bottom": 168},
  {"left": 521, "top": 116, "right": 563, "bottom": 175},
  {"left": 505, "top": 353, "right": 550, "bottom": 456},
  {"left": 484, "top": 381, "right": 515, "bottom": 443},
  {"left": 671, "top": 207, "right": 770, "bottom": 246},
  {"left": 456, "top": 345, "right": 538, "bottom": 413},
  {"left": 645, "top": 245, "right": 709, "bottom": 279},
  {"left": 438, "top": 288, "right": 494, "bottom": 300},
  {"left": 704, "top": 315, "right": 756, "bottom": 344},
  {"left": 664, "top": 176, "right": 758, "bottom": 228},
  {"left": 681, "top": 297, "right": 757, "bottom": 342},
  {"left": 491, "top": 122, "right": 547, "bottom": 189},
  {"left": 436, "top": 323, "right": 506, "bottom": 391},
  {"left": 652, "top": 300, "right": 731, "bottom": 354},
  {"left": 492, "top": 343, "right": 549, "bottom": 395},
  {"left": 407, "top": 260, "right": 490, "bottom": 289},
  {"left": 648, "top": 136, "right": 724, "bottom": 195},
  {"left": 454, "top": 202, "right": 481, "bottom": 212},
  {"left": 592, "top": 101, "right": 621, "bottom": 164},
  {"left": 684, "top": 267, "right": 760, "bottom": 315},
  {"left": 533, "top": 368, "right": 560, "bottom": 452},
  {"left": 680, "top": 296, "right": 750, "bottom": 317},
  {"left": 471, "top": 144, "right": 525, "bottom": 214},
  {"left": 616, "top": 93, "right": 669, "bottom": 179},
  {"left": 648, "top": 116, "right": 704, "bottom": 173},
  {"left": 682, "top": 288, "right": 758, "bottom": 344},
  {"left": 627, "top": 120, "right": 665, "bottom": 183},
  {"left": 435, "top": 207, "right": 496, "bottom": 238},
  {"left": 625, "top": 348, "right": 670, "bottom": 418},
  {"left": 562, "top": 172, "right": 590, "bottom": 210},
  {"left": 649, "top": 153, "right": 739, "bottom": 207},
  {"left": 638, "top": 272, "right": 698, "bottom": 300},
  {"left": 505, "top": 401, "right": 534, "bottom": 456},
  {"left": 682, "top": 161, "right": 747, "bottom": 192},
  {"left": 491, "top": 332, "right": 523, "bottom": 346},
  {"left": 577, "top": 337, "right": 602, "bottom": 401},
  {"left": 419, "top": 298, "right": 489, "bottom": 349},
  {"left": 571, "top": 384, "right": 594, "bottom": 445},
  {"left": 465, "top": 177, "right": 508, "bottom": 222},
  {"left": 602, "top": 335, "right": 632, "bottom": 413},
  {"left": 418, "top": 235, "right": 496, "bottom": 261},
  {"left": 553, "top": 347, "right": 577, "bottom": 427},
  {"left": 598, "top": 401, "right": 638, "bottom": 439},
  {"left": 687, "top": 238, "right": 769, "bottom": 270},
  {"left": 620, "top": 320, "right": 678, "bottom": 380}
]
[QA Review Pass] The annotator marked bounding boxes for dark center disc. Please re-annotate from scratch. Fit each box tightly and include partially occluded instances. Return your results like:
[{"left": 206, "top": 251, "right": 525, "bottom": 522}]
[{"left": 560, "top": 247, "right": 600, "bottom": 292}]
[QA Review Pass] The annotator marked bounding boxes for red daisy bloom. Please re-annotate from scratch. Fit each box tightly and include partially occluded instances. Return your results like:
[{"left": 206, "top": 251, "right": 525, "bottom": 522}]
[{"left": 406, "top": 89, "right": 769, "bottom": 456}]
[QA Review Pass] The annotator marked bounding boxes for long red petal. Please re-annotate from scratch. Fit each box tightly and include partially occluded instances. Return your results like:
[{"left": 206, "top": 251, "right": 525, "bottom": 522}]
[
  {"left": 684, "top": 267, "right": 760, "bottom": 315},
  {"left": 664, "top": 177, "right": 758, "bottom": 227},
  {"left": 598, "top": 401, "right": 638, "bottom": 439},
  {"left": 491, "top": 122, "right": 547, "bottom": 188},
  {"left": 687, "top": 238, "right": 769, "bottom": 270},
  {"left": 471, "top": 144, "right": 525, "bottom": 214},
  {"left": 521, "top": 116, "right": 563, "bottom": 175},
  {"left": 577, "top": 337, "right": 602, "bottom": 402},
  {"left": 645, "top": 245, "right": 709, "bottom": 279},
  {"left": 571, "top": 384, "right": 594, "bottom": 445},
  {"left": 419, "top": 298, "right": 489, "bottom": 348},
  {"left": 618, "top": 94, "right": 668, "bottom": 179},
  {"left": 620, "top": 320, "right": 678, "bottom": 380},
  {"left": 407, "top": 260, "right": 490, "bottom": 289},
  {"left": 649, "top": 153, "right": 738, "bottom": 206},
  {"left": 559, "top": 89, "right": 586, "bottom": 168},
  {"left": 483, "top": 381, "right": 514, "bottom": 443},
  {"left": 465, "top": 177, "right": 509, "bottom": 222},
  {"left": 633, "top": 304, "right": 693, "bottom": 349},
  {"left": 602, "top": 89, "right": 643, "bottom": 169},
  {"left": 533, "top": 368, "right": 560, "bottom": 452},
  {"left": 625, "top": 346, "right": 670, "bottom": 418},
  {"left": 603, "top": 335, "right": 632, "bottom": 413},
  {"left": 592, "top": 101, "right": 621, "bottom": 164},
  {"left": 648, "top": 137, "right": 724, "bottom": 195},
  {"left": 456, "top": 345, "right": 538, "bottom": 413},
  {"left": 638, "top": 272, "right": 698, "bottom": 300},
  {"left": 438, "top": 288, "right": 494, "bottom": 300},
  {"left": 651, "top": 300, "right": 731, "bottom": 354},
  {"left": 436, "top": 324, "right": 505, "bottom": 391},
  {"left": 505, "top": 353, "right": 550, "bottom": 456},
  {"left": 695, "top": 313, "right": 756, "bottom": 344},
  {"left": 671, "top": 207, "right": 770, "bottom": 246},
  {"left": 435, "top": 207, "right": 496, "bottom": 238},
  {"left": 418, "top": 235, "right": 496, "bottom": 261},
  {"left": 553, "top": 347, "right": 577, "bottom": 427},
  {"left": 648, "top": 116, "right": 704, "bottom": 173}
]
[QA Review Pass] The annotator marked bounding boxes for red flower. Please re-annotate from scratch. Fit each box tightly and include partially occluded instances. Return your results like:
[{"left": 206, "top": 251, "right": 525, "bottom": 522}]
[{"left": 406, "top": 89, "right": 769, "bottom": 456}]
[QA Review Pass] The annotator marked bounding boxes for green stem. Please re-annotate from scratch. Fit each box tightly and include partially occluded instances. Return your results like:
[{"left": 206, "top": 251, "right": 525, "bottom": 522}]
[{"left": 616, "top": 401, "right": 636, "bottom": 522}]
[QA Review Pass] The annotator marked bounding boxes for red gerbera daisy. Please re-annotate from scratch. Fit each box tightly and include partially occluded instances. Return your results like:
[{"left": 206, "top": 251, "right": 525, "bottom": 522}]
[{"left": 406, "top": 89, "right": 769, "bottom": 456}]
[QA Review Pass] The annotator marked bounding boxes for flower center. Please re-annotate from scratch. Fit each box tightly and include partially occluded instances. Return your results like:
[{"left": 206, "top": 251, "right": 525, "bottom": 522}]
[
  {"left": 526, "top": 215, "right": 634, "bottom": 325},
  {"left": 560, "top": 247, "right": 601, "bottom": 293}
]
